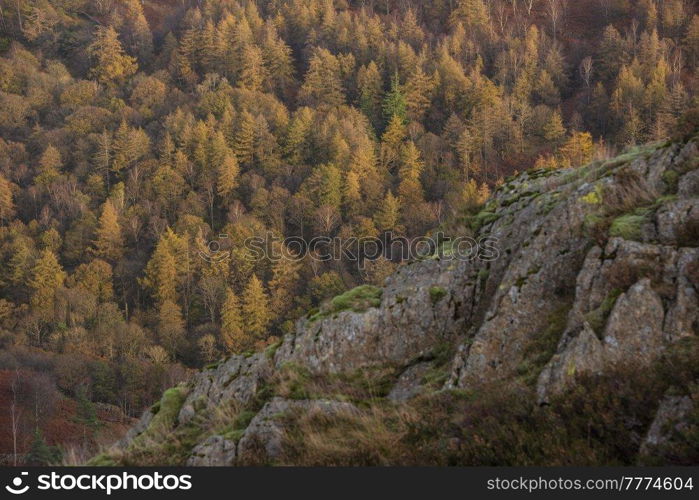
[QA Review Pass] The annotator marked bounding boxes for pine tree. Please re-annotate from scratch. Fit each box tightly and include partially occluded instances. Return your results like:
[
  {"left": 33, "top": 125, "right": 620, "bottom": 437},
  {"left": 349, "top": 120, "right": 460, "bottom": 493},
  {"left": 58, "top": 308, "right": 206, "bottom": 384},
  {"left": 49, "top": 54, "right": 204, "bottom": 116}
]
[
  {"left": 93, "top": 200, "right": 123, "bottom": 262},
  {"left": 25, "top": 429, "right": 60, "bottom": 466},
  {"left": 220, "top": 287, "right": 245, "bottom": 352},
  {"left": 241, "top": 275, "right": 271, "bottom": 341},
  {"left": 88, "top": 25, "right": 137, "bottom": 86},
  {"left": 383, "top": 72, "right": 407, "bottom": 125}
]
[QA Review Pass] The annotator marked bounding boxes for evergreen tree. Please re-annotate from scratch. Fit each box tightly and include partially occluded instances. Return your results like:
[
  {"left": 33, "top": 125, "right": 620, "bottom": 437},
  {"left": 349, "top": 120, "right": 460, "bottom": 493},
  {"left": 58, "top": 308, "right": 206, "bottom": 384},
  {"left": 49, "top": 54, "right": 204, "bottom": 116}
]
[
  {"left": 383, "top": 72, "right": 407, "bottom": 125},
  {"left": 25, "top": 429, "right": 60, "bottom": 466}
]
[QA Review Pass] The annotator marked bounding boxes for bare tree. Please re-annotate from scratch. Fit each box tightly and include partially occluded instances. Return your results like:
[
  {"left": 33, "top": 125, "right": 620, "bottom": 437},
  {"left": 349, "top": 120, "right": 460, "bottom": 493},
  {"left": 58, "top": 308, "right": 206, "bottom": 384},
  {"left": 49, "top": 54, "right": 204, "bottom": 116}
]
[
  {"left": 525, "top": 0, "right": 537, "bottom": 16},
  {"left": 547, "top": 0, "right": 561, "bottom": 42},
  {"left": 579, "top": 56, "right": 593, "bottom": 89},
  {"left": 10, "top": 369, "right": 22, "bottom": 466}
]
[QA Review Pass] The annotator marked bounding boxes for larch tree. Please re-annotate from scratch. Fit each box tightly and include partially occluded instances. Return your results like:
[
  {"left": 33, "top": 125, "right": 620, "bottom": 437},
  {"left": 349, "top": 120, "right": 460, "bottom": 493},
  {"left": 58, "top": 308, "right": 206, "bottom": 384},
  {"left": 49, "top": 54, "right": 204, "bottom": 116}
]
[
  {"left": 374, "top": 191, "right": 401, "bottom": 232},
  {"left": 35, "top": 145, "right": 62, "bottom": 188},
  {"left": 0, "top": 174, "right": 14, "bottom": 222},
  {"left": 299, "top": 47, "right": 345, "bottom": 108},
  {"left": 234, "top": 110, "right": 256, "bottom": 167},
  {"left": 217, "top": 154, "right": 240, "bottom": 200},
  {"left": 220, "top": 287, "right": 245, "bottom": 353},
  {"left": 241, "top": 275, "right": 271, "bottom": 342},
  {"left": 88, "top": 25, "right": 138, "bottom": 86},
  {"left": 30, "top": 249, "right": 66, "bottom": 322},
  {"left": 357, "top": 61, "right": 384, "bottom": 128},
  {"left": 158, "top": 300, "right": 185, "bottom": 358},
  {"left": 93, "top": 200, "right": 124, "bottom": 262}
]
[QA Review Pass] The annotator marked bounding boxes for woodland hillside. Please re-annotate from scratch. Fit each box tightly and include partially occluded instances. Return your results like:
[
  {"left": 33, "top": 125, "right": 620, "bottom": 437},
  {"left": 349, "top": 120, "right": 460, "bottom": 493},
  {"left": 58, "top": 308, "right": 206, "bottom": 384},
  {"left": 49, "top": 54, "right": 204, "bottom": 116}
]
[{"left": 0, "top": 0, "right": 697, "bottom": 463}]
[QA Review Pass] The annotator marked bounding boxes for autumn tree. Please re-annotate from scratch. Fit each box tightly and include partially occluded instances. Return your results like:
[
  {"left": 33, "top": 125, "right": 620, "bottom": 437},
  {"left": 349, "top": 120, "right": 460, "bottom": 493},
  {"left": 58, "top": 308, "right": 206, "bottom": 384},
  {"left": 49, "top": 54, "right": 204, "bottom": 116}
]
[
  {"left": 558, "top": 132, "right": 594, "bottom": 167},
  {"left": 88, "top": 26, "right": 138, "bottom": 86},
  {"left": 241, "top": 275, "right": 271, "bottom": 342},
  {"left": 220, "top": 288, "right": 245, "bottom": 352},
  {"left": 0, "top": 174, "right": 14, "bottom": 222},
  {"left": 30, "top": 249, "right": 66, "bottom": 322},
  {"left": 93, "top": 200, "right": 124, "bottom": 262}
]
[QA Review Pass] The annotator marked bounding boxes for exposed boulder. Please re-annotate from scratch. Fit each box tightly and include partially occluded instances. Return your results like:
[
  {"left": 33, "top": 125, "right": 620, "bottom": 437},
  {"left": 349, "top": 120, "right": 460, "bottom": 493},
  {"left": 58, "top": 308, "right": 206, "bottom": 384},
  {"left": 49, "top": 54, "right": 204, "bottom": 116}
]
[
  {"left": 237, "top": 398, "right": 358, "bottom": 465},
  {"left": 187, "top": 435, "right": 237, "bottom": 466}
]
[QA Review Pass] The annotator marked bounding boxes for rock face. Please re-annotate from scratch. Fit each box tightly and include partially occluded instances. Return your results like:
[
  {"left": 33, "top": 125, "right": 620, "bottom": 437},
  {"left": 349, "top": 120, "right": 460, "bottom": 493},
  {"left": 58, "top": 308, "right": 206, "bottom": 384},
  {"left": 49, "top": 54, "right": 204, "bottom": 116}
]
[
  {"left": 108, "top": 138, "right": 699, "bottom": 465},
  {"left": 237, "top": 398, "right": 358, "bottom": 464},
  {"left": 187, "top": 435, "right": 237, "bottom": 466}
]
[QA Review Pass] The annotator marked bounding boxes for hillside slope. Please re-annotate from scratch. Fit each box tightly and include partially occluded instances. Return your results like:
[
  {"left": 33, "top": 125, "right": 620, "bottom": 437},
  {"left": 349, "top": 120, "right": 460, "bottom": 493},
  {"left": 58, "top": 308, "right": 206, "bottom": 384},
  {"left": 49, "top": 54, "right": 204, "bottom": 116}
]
[{"left": 96, "top": 135, "right": 699, "bottom": 466}]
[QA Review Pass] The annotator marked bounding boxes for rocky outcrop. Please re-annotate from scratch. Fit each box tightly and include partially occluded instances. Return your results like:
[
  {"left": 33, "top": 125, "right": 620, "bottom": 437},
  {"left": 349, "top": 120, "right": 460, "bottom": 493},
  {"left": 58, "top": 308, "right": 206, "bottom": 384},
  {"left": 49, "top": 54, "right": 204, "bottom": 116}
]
[
  {"left": 237, "top": 398, "right": 358, "bottom": 465},
  {"left": 187, "top": 435, "right": 237, "bottom": 466},
  {"left": 109, "top": 138, "right": 699, "bottom": 466},
  {"left": 640, "top": 394, "right": 696, "bottom": 458}
]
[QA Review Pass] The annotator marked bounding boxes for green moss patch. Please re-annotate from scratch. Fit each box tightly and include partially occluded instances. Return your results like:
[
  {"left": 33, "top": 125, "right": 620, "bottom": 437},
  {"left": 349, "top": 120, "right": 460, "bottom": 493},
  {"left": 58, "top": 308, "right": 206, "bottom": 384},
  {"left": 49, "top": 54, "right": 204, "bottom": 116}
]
[
  {"left": 429, "top": 286, "right": 447, "bottom": 304},
  {"left": 309, "top": 285, "right": 383, "bottom": 321},
  {"left": 584, "top": 289, "right": 623, "bottom": 338}
]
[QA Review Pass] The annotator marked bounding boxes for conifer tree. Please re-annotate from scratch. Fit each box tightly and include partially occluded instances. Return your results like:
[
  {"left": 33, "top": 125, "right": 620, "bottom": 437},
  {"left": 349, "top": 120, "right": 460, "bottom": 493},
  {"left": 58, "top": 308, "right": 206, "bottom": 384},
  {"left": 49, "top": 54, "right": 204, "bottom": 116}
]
[
  {"left": 383, "top": 72, "right": 407, "bottom": 125},
  {"left": 217, "top": 154, "right": 240, "bottom": 199},
  {"left": 93, "top": 200, "right": 124, "bottom": 262},
  {"left": 220, "top": 287, "right": 245, "bottom": 352},
  {"left": 234, "top": 110, "right": 256, "bottom": 166},
  {"left": 357, "top": 61, "right": 383, "bottom": 128},
  {"left": 158, "top": 300, "right": 185, "bottom": 357},
  {"left": 88, "top": 26, "right": 137, "bottom": 86},
  {"left": 30, "top": 249, "right": 66, "bottom": 321},
  {"left": 35, "top": 145, "right": 62, "bottom": 187},
  {"left": 374, "top": 191, "right": 401, "bottom": 232},
  {"left": 0, "top": 173, "right": 14, "bottom": 222},
  {"left": 241, "top": 275, "right": 271, "bottom": 340},
  {"left": 299, "top": 48, "right": 345, "bottom": 108}
]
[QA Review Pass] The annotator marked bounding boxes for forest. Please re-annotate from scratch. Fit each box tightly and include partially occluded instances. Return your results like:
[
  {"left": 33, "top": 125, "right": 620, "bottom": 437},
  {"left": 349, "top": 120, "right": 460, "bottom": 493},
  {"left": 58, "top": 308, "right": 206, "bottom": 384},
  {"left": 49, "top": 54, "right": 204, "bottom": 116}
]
[{"left": 0, "top": 0, "right": 697, "bottom": 464}]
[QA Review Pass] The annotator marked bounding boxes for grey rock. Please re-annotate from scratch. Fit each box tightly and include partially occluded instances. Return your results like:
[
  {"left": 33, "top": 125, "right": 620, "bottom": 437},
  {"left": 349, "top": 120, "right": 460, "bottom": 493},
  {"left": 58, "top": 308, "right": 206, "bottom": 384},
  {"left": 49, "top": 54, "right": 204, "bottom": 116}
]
[
  {"left": 237, "top": 397, "right": 358, "bottom": 464},
  {"left": 640, "top": 395, "right": 695, "bottom": 456},
  {"left": 388, "top": 362, "right": 432, "bottom": 402},
  {"left": 187, "top": 435, "right": 237, "bottom": 466}
]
